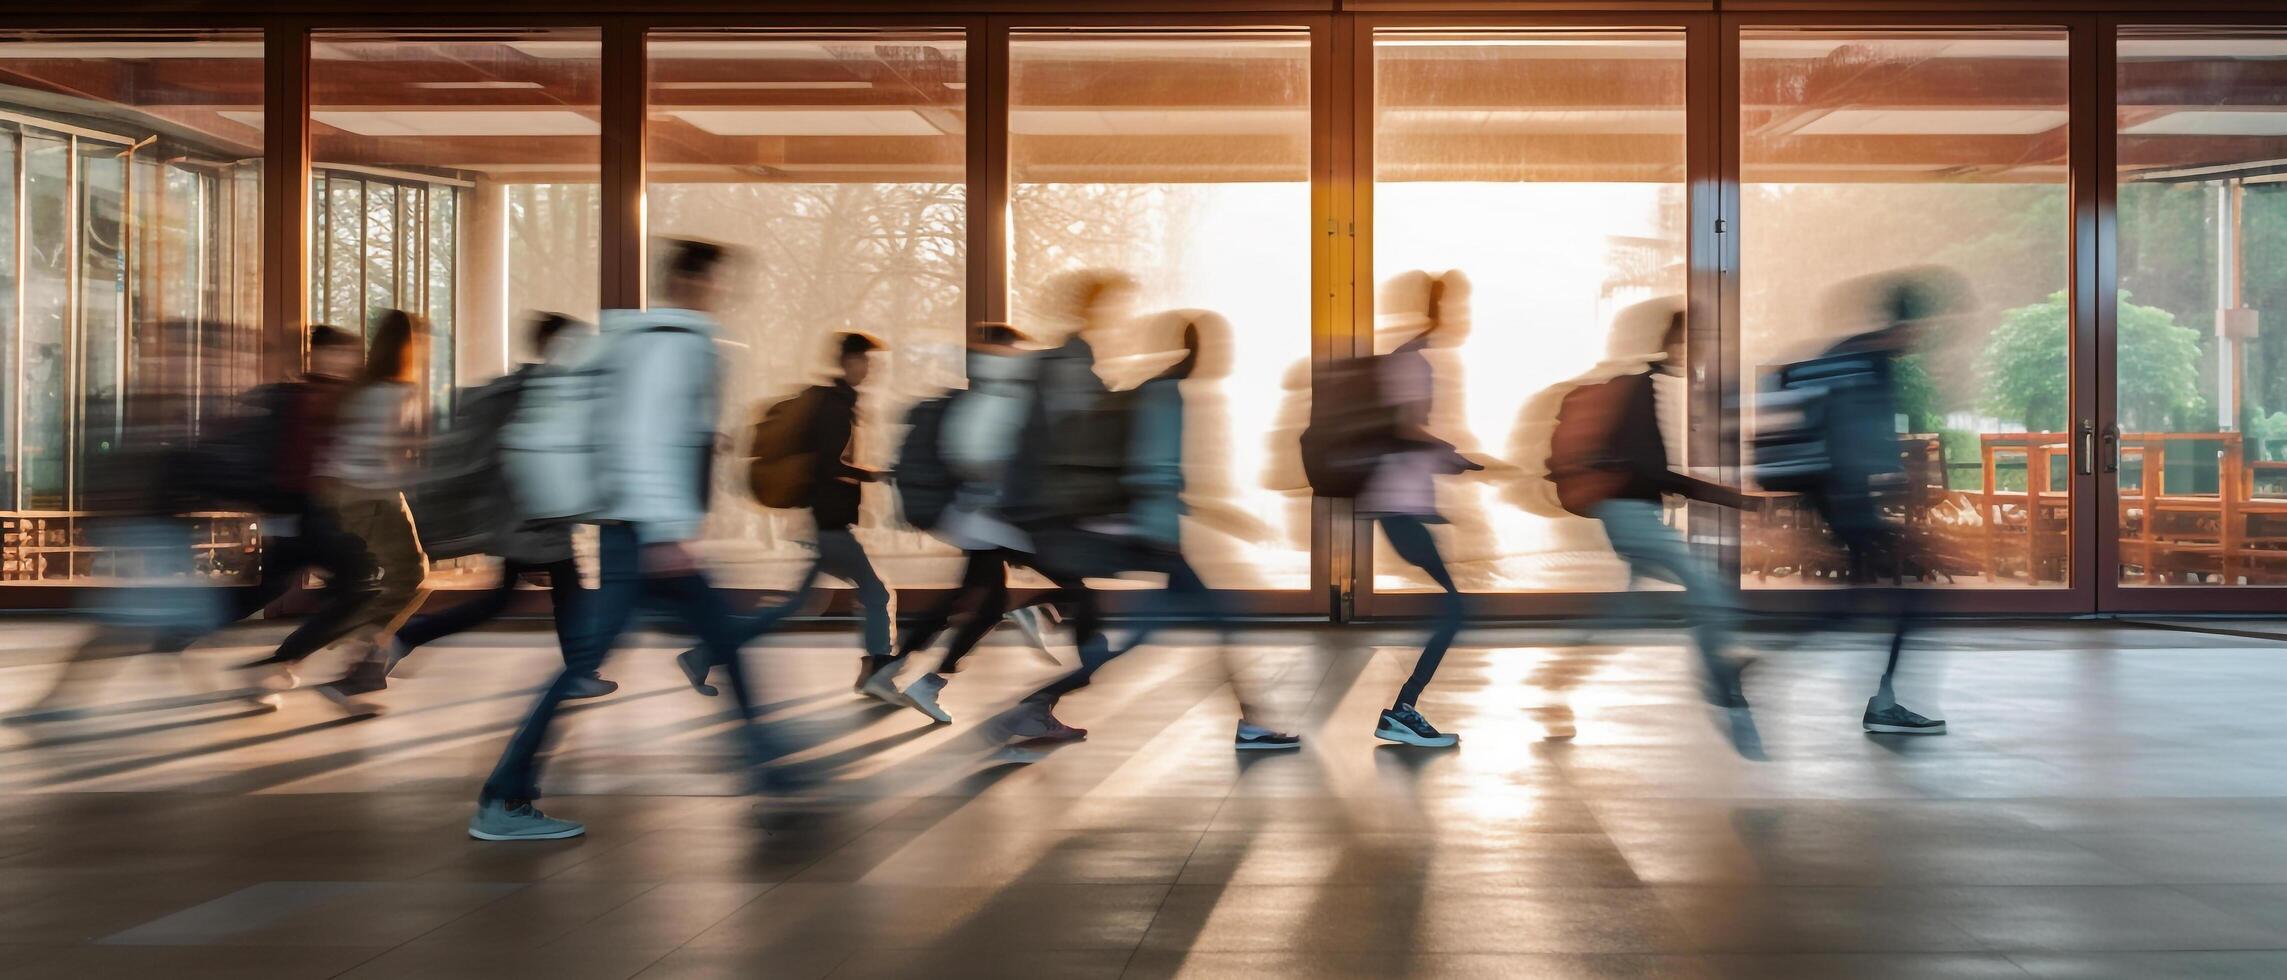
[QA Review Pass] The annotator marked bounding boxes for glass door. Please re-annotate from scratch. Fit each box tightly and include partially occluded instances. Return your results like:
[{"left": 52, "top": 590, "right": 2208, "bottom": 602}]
[
  {"left": 2103, "top": 26, "right": 2287, "bottom": 611},
  {"left": 1727, "top": 23, "right": 2091, "bottom": 615}
]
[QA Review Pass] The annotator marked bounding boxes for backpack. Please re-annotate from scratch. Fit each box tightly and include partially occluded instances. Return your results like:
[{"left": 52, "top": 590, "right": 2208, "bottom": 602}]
[
  {"left": 499, "top": 322, "right": 685, "bottom": 524},
  {"left": 408, "top": 372, "right": 523, "bottom": 560},
  {"left": 186, "top": 382, "right": 300, "bottom": 511},
  {"left": 1012, "top": 385, "right": 1140, "bottom": 529},
  {"left": 1298, "top": 354, "right": 1396, "bottom": 498},
  {"left": 746, "top": 386, "right": 825, "bottom": 510},
  {"left": 1750, "top": 352, "right": 1880, "bottom": 494},
  {"left": 1546, "top": 374, "right": 1640, "bottom": 518},
  {"left": 892, "top": 392, "right": 958, "bottom": 531}
]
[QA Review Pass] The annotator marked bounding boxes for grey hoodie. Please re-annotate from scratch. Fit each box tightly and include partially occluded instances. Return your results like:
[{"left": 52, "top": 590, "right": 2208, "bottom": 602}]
[{"left": 595, "top": 307, "right": 722, "bottom": 544}]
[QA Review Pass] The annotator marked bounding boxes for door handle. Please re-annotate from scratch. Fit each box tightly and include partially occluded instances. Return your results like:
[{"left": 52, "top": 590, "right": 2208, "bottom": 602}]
[
  {"left": 2103, "top": 423, "right": 2120, "bottom": 474},
  {"left": 2078, "top": 419, "right": 2095, "bottom": 476}
]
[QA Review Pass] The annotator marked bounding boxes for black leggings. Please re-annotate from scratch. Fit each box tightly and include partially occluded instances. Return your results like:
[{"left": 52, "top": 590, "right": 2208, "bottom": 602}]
[
  {"left": 396, "top": 558, "right": 583, "bottom": 662},
  {"left": 1381, "top": 515, "right": 1463, "bottom": 709},
  {"left": 896, "top": 549, "right": 1021, "bottom": 673}
]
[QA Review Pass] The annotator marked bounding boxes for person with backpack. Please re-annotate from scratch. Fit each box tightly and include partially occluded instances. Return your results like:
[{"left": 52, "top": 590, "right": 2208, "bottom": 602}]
[
  {"left": 228, "top": 311, "right": 430, "bottom": 714},
  {"left": 1003, "top": 308, "right": 1302, "bottom": 749},
  {"left": 867, "top": 322, "right": 1062, "bottom": 724},
  {"left": 381, "top": 312, "right": 611, "bottom": 698},
  {"left": 1346, "top": 271, "right": 1482, "bottom": 747},
  {"left": 1761, "top": 267, "right": 1968, "bottom": 737},
  {"left": 148, "top": 325, "right": 372, "bottom": 677},
  {"left": 473, "top": 239, "right": 778, "bottom": 842},
  {"left": 677, "top": 332, "right": 898, "bottom": 704},
  {"left": 1545, "top": 297, "right": 1761, "bottom": 757}
]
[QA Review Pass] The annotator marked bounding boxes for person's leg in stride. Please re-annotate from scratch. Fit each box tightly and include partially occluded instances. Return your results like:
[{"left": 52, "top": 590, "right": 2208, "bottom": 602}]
[
  {"left": 648, "top": 569, "right": 789, "bottom": 787},
  {"left": 675, "top": 550, "right": 827, "bottom": 698},
  {"left": 1847, "top": 526, "right": 1941, "bottom": 735},
  {"left": 1376, "top": 514, "right": 1462, "bottom": 747},
  {"left": 1008, "top": 566, "right": 1105, "bottom": 742},
  {"left": 240, "top": 506, "right": 379, "bottom": 679},
  {"left": 313, "top": 493, "right": 427, "bottom": 712},
  {"left": 1150, "top": 556, "right": 1300, "bottom": 751},
  {"left": 471, "top": 524, "right": 642, "bottom": 841},
  {"left": 820, "top": 529, "right": 902, "bottom": 705},
  {"left": 1592, "top": 499, "right": 1762, "bottom": 758},
  {"left": 389, "top": 562, "right": 517, "bottom": 664},
  {"left": 893, "top": 549, "right": 1011, "bottom": 724}
]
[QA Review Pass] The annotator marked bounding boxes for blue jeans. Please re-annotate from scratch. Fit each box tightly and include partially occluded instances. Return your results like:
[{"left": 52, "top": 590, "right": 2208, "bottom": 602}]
[
  {"left": 1380, "top": 514, "right": 1463, "bottom": 709},
  {"left": 1591, "top": 499, "right": 1740, "bottom": 700},
  {"left": 480, "top": 523, "right": 773, "bottom": 805},
  {"left": 730, "top": 528, "right": 895, "bottom": 658}
]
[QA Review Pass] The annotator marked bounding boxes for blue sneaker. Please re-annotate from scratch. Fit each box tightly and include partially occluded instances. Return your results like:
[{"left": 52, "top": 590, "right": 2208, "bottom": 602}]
[
  {"left": 1376, "top": 704, "right": 1458, "bottom": 747},
  {"left": 468, "top": 800, "right": 585, "bottom": 841}
]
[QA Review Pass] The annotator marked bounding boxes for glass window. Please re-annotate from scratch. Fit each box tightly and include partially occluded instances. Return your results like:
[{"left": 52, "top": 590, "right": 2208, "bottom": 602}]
[
  {"left": 0, "top": 32, "right": 263, "bottom": 579},
  {"left": 2116, "top": 28, "right": 2287, "bottom": 586},
  {"left": 1738, "top": 30, "right": 2072, "bottom": 590},
  {"left": 647, "top": 30, "right": 967, "bottom": 588},
  {"left": 1371, "top": 29, "right": 1689, "bottom": 594},
  {"left": 311, "top": 30, "right": 602, "bottom": 402},
  {"left": 1010, "top": 30, "right": 1313, "bottom": 591}
]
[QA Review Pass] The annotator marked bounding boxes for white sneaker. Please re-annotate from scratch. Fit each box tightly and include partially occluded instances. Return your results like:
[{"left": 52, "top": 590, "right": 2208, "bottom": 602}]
[
  {"left": 1006, "top": 605, "right": 1059, "bottom": 665},
  {"left": 903, "top": 674, "right": 952, "bottom": 724},
  {"left": 859, "top": 659, "right": 908, "bottom": 707}
]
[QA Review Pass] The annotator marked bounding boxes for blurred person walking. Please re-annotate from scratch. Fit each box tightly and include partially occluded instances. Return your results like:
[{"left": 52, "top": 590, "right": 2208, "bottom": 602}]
[
  {"left": 1546, "top": 298, "right": 1762, "bottom": 757},
  {"left": 869, "top": 322, "right": 1062, "bottom": 724},
  {"left": 473, "top": 240, "right": 777, "bottom": 841},
  {"left": 1008, "top": 310, "right": 1302, "bottom": 749},
  {"left": 1306, "top": 273, "right": 1478, "bottom": 747},
  {"left": 1755, "top": 267, "right": 1969, "bottom": 736},
  {"left": 143, "top": 326, "right": 370, "bottom": 685},
  {"left": 384, "top": 312, "right": 611, "bottom": 698},
  {"left": 679, "top": 332, "right": 898, "bottom": 702},
  {"left": 237, "top": 310, "right": 432, "bottom": 715}
]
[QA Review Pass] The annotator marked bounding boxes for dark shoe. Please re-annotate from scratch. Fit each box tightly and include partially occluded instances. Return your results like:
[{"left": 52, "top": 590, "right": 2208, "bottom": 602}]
[
  {"left": 563, "top": 674, "right": 618, "bottom": 700},
  {"left": 1863, "top": 698, "right": 1946, "bottom": 735},
  {"left": 379, "top": 636, "right": 414, "bottom": 677},
  {"left": 676, "top": 649, "right": 718, "bottom": 697},
  {"left": 1375, "top": 703, "right": 1458, "bottom": 747},
  {"left": 1235, "top": 721, "right": 1302, "bottom": 751},
  {"left": 1005, "top": 703, "right": 1087, "bottom": 742}
]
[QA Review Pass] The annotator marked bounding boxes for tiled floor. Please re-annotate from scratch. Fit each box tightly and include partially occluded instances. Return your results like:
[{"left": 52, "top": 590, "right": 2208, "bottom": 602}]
[{"left": 5, "top": 619, "right": 2287, "bottom": 978}]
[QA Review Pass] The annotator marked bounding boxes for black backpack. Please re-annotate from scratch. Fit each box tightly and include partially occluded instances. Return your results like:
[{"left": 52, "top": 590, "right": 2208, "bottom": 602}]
[
  {"left": 409, "top": 372, "right": 525, "bottom": 560},
  {"left": 185, "top": 382, "right": 301, "bottom": 512},
  {"left": 893, "top": 392, "right": 959, "bottom": 531},
  {"left": 1299, "top": 353, "right": 1397, "bottom": 498},
  {"left": 1010, "top": 385, "right": 1140, "bottom": 530},
  {"left": 1750, "top": 351, "right": 1883, "bottom": 494}
]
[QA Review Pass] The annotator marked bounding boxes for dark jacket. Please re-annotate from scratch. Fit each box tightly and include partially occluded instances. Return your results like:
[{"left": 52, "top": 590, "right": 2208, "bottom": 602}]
[
  {"left": 805, "top": 379, "right": 865, "bottom": 530},
  {"left": 1806, "top": 331, "right": 1908, "bottom": 534}
]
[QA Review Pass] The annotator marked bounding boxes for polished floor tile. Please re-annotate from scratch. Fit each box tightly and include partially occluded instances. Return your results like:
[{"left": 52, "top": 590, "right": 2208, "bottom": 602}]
[{"left": 2, "top": 622, "right": 2286, "bottom": 976}]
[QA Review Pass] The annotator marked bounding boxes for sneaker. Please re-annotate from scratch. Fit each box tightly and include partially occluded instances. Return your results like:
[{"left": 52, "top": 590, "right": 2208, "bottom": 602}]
[
  {"left": 1863, "top": 698, "right": 1946, "bottom": 735},
  {"left": 1006, "top": 605, "right": 1059, "bottom": 665},
  {"left": 1005, "top": 703, "right": 1087, "bottom": 742},
  {"left": 317, "top": 657, "right": 388, "bottom": 715},
  {"left": 1376, "top": 704, "right": 1458, "bottom": 747},
  {"left": 859, "top": 658, "right": 907, "bottom": 707},
  {"left": 563, "top": 674, "right": 618, "bottom": 700},
  {"left": 903, "top": 673, "right": 953, "bottom": 724},
  {"left": 854, "top": 656, "right": 885, "bottom": 695},
  {"left": 1235, "top": 721, "right": 1302, "bottom": 751},
  {"left": 1720, "top": 705, "right": 1768, "bottom": 761},
  {"left": 245, "top": 692, "right": 284, "bottom": 713},
  {"left": 676, "top": 648, "right": 718, "bottom": 697},
  {"left": 467, "top": 800, "right": 585, "bottom": 841}
]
